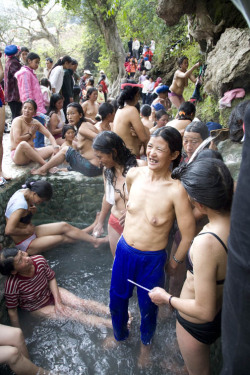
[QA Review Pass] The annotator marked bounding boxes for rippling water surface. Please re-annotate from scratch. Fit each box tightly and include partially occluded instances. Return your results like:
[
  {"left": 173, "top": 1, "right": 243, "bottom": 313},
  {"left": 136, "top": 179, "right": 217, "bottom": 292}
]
[{"left": 19, "top": 242, "right": 184, "bottom": 375}]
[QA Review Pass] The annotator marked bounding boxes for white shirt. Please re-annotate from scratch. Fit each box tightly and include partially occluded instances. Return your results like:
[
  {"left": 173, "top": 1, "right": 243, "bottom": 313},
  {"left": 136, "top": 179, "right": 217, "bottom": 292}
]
[
  {"left": 132, "top": 40, "right": 140, "bottom": 50},
  {"left": 49, "top": 66, "right": 64, "bottom": 93}
]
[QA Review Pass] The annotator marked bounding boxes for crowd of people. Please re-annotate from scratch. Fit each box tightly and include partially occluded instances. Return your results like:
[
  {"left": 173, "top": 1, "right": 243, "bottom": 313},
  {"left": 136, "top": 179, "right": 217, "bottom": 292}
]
[{"left": 0, "top": 34, "right": 248, "bottom": 374}]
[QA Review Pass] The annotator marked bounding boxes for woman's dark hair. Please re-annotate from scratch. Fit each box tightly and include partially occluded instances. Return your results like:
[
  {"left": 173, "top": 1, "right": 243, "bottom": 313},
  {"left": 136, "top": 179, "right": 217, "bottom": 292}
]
[
  {"left": 93, "top": 131, "right": 137, "bottom": 184},
  {"left": 195, "top": 149, "right": 223, "bottom": 162},
  {"left": 107, "top": 98, "right": 119, "bottom": 113},
  {"left": 40, "top": 78, "right": 51, "bottom": 90},
  {"left": 155, "top": 109, "right": 168, "bottom": 121},
  {"left": 151, "top": 127, "right": 182, "bottom": 169},
  {"left": 50, "top": 55, "right": 72, "bottom": 73},
  {"left": 23, "top": 179, "right": 53, "bottom": 200},
  {"left": 141, "top": 104, "right": 151, "bottom": 117},
  {"left": 178, "top": 56, "right": 188, "bottom": 67},
  {"left": 47, "top": 93, "right": 63, "bottom": 115},
  {"left": 62, "top": 125, "right": 76, "bottom": 139},
  {"left": 228, "top": 100, "right": 250, "bottom": 142},
  {"left": 172, "top": 158, "right": 233, "bottom": 212},
  {"left": 97, "top": 103, "right": 114, "bottom": 120},
  {"left": 87, "top": 78, "right": 94, "bottom": 87},
  {"left": 98, "top": 74, "right": 106, "bottom": 84},
  {"left": 0, "top": 248, "right": 19, "bottom": 276},
  {"left": 23, "top": 99, "right": 37, "bottom": 112},
  {"left": 86, "top": 87, "right": 98, "bottom": 100},
  {"left": 117, "top": 79, "right": 141, "bottom": 109},
  {"left": 21, "top": 46, "right": 29, "bottom": 53},
  {"left": 27, "top": 52, "right": 40, "bottom": 62},
  {"left": 185, "top": 121, "right": 209, "bottom": 141},
  {"left": 66, "top": 102, "right": 86, "bottom": 129},
  {"left": 71, "top": 59, "right": 78, "bottom": 66},
  {"left": 178, "top": 102, "right": 196, "bottom": 120}
]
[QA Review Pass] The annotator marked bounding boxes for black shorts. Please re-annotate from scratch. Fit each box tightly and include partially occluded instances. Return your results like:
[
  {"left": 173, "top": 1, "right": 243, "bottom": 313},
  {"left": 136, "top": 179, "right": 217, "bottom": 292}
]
[
  {"left": 65, "top": 147, "right": 102, "bottom": 177},
  {"left": 176, "top": 310, "right": 221, "bottom": 345}
]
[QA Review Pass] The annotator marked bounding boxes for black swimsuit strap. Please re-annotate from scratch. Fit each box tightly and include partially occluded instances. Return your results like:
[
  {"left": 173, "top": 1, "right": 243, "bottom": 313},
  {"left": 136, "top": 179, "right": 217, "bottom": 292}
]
[{"left": 198, "top": 232, "right": 228, "bottom": 253}]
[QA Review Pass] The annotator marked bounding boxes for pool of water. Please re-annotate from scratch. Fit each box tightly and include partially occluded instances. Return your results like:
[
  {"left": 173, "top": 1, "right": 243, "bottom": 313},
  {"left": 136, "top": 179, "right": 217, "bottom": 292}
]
[{"left": 17, "top": 242, "right": 184, "bottom": 375}]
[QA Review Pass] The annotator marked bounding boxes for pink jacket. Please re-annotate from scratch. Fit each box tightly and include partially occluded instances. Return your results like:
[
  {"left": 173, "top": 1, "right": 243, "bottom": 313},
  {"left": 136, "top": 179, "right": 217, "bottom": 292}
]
[{"left": 15, "top": 66, "right": 46, "bottom": 114}]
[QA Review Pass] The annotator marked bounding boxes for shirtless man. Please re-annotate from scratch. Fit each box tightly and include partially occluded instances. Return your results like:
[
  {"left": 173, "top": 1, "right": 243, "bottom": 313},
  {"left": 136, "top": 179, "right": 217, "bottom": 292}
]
[
  {"left": 169, "top": 56, "right": 200, "bottom": 109},
  {"left": 31, "top": 103, "right": 102, "bottom": 177},
  {"left": 140, "top": 104, "right": 154, "bottom": 130},
  {"left": 11, "top": 99, "right": 59, "bottom": 166},
  {"left": 109, "top": 127, "right": 195, "bottom": 367},
  {"left": 113, "top": 81, "right": 149, "bottom": 157},
  {"left": 0, "top": 248, "right": 112, "bottom": 331},
  {"left": 167, "top": 101, "right": 196, "bottom": 137}
]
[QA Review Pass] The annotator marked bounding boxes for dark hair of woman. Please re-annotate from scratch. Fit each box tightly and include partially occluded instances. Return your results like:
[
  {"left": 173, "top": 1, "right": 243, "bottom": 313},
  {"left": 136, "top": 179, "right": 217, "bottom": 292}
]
[
  {"left": 47, "top": 93, "right": 64, "bottom": 115},
  {"left": 62, "top": 125, "right": 76, "bottom": 139},
  {"left": 87, "top": 78, "right": 94, "bottom": 87},
  {"left": 117, "top": 79, "right": 142, "bottom": 109},
  {"left": 86, "top": 87, "right": 98, "bottom": 100},
  {"left": 151, "top": 127, "right": 182, "bottom": 169},
  {"left": 0, "top": 248, "right": 19, "bottom": 276},
  {"left": 98, "top": 74, "right": 106, "bottom": 84},
  {"left": 185, "top": 121, "right": 209, "bottom": 141},
  {"left": 97, "top": 102, "right": 114, "bottom": 120},
  {"left": 23, "top": 99, "right": 37, "bottom": 112},
  {"left": 40, "top": 78, "right": 51, "bottom": 90},
  {"left": 171, "top": 158, "right": 233, "bottom": 212},
  {"left": 27, "top": 52, "right": 40, "bottom": 62},
  {"left": 195, "top": 149, "right": 223, "bottom": 162},
  {"left": 155, "top": 109, "right": 167, "bottom": 120},
  {"left": 93, "top": 131, "right": 137, "bottom": 185},
  {"left": 178, "top": 56, "right": 188, "bottom": 67},
  {"left": 21, "top": 46, "right": 29, "bottom": 53},
  {"left": 23, "top": 179, "right": 53, "bottom": 201},
  {"left": 178, "top": 101, "right": 196, "bottom": 120},
  {"left": 140, "top": 104, "right": 151, "bottom": 117},
  {"left": 50, "top": 55, "right": 72, "bottom": 73},
  {"left": 66, "top": 102, "right": 87, "bottom": 130}
]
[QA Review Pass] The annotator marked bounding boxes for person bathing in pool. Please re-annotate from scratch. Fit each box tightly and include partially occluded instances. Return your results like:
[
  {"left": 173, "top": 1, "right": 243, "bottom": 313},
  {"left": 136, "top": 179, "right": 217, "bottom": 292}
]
[
  {"left": 5, "top": 179, "right": 106, "bottom": 255},
  {"left": 0, "top": 247, "right": 112, "bottom": 331}
]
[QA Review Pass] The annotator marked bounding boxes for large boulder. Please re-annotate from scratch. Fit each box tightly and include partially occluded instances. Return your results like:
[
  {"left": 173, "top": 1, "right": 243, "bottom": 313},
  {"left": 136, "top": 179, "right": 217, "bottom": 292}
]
[{"left": 204, "top": 28, "right": 250, "bottom": 97}]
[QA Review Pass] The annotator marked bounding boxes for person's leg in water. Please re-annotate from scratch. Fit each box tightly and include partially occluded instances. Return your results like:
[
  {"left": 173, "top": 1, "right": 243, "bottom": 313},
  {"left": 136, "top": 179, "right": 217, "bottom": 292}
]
[
  {"left": 13, "top": 141, "right": 54, "bottom": 166},
  {"left": 31, "top": 288, "right": 112, "bottom": 329},
  {"left": 0, "top": 324, "right": 51, "bottom": 375},
  {"left": 0, "top": 105, "right": 11, "bottom": 181},
  {"left": 176, "top": 320, "right": 210, "bottom": 375},
  {"left": 31, "top": 146, "right": 68, "bottom": 175}
]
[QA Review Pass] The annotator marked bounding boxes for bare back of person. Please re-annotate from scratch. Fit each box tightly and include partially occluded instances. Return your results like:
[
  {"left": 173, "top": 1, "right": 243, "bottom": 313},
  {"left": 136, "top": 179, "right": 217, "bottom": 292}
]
[
  {"left": 167, "top": 118, "right": 191, "bottom": 137},
  {"left": 141, "top": 117, "right": 154, "bottom": 129},
  {"left": 113, "top": 106, "right": 146, "bottom": 156},
  {"left": 123, "top": 166, "right": 180, "bottom": 251}
]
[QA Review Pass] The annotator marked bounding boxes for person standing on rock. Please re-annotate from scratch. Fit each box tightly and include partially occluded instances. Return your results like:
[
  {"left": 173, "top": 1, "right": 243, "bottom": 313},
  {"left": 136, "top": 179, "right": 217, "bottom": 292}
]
[{"left": 169, "top": 56, "right": 200, "bottom": 109}]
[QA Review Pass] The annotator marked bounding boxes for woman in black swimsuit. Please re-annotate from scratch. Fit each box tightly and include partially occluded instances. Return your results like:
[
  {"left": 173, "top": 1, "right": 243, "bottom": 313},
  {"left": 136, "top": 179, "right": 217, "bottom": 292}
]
[{"left": 149, "top": 158, "right": 233, "bottom": 375}]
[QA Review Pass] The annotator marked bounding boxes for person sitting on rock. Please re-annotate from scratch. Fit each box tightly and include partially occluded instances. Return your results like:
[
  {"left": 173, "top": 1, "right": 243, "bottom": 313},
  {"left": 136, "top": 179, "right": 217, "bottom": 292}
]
[
  {"left": 10, "top": 99, "right": 59, "bottom": 166},
  {"left": 0, "top": 247, "right": 112, "bottom": 331}
]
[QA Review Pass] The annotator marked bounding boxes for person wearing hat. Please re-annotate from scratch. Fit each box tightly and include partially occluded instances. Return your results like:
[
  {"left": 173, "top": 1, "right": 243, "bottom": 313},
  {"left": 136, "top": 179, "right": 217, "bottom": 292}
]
[
  {"left": 4, "top": 45, "right": 22, "bottom": 121},
  {"left": 79, "top": 69, "right": 92, "bottom": 99},
  {"left": 151, "top": 85, "right": 171, "bottom": 122},
  {"left": 44, "top": 57, "right": 53, "bottom": 78}
]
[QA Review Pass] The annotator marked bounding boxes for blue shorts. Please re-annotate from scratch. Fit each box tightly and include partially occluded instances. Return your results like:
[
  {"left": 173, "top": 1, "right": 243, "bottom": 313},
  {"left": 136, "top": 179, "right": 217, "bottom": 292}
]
[
  {"left": 65, "top": 147, "right": 102, "bottom": 177},
  {"left": 110, "top": 235, "right": 167, "bottom": 345}
]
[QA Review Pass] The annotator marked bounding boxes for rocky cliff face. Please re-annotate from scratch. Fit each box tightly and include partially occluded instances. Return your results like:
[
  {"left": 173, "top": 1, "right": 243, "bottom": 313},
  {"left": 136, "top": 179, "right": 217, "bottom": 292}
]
[{"left": 204, "top": 28, "right": 250, "bottom": 97}]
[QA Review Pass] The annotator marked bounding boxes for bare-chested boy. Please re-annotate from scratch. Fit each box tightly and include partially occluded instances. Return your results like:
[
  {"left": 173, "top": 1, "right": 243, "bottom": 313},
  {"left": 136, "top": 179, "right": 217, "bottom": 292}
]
[
  {"left": 31, "top": 103, "right": 102, "bottom": 177},
  {"left": 113, "top": 81, "right": 149, "bottom": 157},
  {"left": 109, "top": 127, "right": 195, "bottom": 367},
  {"left": 169, "top": 56, "right": 200, "bottom": 109}
]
